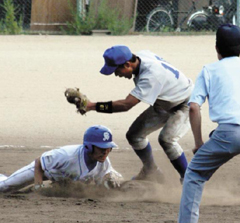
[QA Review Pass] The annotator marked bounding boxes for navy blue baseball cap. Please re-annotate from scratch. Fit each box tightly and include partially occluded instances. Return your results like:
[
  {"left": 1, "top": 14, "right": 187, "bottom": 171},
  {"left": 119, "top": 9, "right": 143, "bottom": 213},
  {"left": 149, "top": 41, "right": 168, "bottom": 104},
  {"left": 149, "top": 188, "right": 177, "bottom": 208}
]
[
  {"left": 216, "top": 24, "right": 240, "bottom": 56},
  {"left": 100, "top": 45, "right": 132, "bottom": 75},
  {"left": 83, "top": 125, "right": 117, "bottom": 149}
]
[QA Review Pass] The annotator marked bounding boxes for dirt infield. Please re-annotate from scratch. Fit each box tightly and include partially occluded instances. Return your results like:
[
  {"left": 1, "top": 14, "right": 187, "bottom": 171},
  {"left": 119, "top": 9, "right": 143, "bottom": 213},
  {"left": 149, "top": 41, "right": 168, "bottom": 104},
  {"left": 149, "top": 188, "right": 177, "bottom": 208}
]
[{"left": 0, "top": 35, "right": 240, "bottom": 223}]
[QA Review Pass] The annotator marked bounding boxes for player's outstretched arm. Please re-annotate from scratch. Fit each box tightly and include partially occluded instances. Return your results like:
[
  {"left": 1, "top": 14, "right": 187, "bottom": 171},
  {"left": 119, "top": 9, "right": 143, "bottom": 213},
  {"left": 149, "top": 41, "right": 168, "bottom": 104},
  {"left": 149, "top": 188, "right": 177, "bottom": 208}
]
[
  {"left": 87, "top": 94, "right": 140, "bottom": 113},
  {"left": 34, "top": 157, "right": 45, "bottom": 190},
  {"left": 64, "top": 88, "right": 140, "bottom": 114}
]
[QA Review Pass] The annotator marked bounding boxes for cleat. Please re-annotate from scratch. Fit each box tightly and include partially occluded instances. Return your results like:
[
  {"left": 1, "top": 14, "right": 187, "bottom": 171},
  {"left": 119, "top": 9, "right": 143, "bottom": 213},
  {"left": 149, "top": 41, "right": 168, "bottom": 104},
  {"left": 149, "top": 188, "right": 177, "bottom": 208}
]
[{"left": 132, "top": 166, "right": 164, "bottom": 184}]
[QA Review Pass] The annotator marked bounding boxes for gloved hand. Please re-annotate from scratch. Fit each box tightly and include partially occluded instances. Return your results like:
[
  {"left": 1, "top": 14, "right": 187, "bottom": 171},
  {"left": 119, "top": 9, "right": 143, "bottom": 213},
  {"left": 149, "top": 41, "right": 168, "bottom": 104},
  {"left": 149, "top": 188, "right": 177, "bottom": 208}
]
[{"left": 64, "top": 88, "right": 89, "bottom": 115}]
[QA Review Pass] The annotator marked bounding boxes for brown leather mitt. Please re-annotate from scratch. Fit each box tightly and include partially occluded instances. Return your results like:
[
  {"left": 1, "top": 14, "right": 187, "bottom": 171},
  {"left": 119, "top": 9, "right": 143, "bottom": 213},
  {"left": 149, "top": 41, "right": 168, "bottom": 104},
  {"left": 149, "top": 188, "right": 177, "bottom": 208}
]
[{"left": 64, "top": 88, "right": 88, "bottom": 115}]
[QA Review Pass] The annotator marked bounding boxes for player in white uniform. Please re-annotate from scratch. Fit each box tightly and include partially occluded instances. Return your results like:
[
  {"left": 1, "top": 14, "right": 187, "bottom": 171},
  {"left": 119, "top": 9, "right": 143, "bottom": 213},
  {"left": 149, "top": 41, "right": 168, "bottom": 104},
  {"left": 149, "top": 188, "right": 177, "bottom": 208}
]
[
  {"left": 178, "top": 24, "right": 240, "bottom": 223},
  {"left": 0, "top": 125, "right": 123, "bottom": 192},
  {"left": 85, "top": 45, "right": 193, "bottom": 183}
]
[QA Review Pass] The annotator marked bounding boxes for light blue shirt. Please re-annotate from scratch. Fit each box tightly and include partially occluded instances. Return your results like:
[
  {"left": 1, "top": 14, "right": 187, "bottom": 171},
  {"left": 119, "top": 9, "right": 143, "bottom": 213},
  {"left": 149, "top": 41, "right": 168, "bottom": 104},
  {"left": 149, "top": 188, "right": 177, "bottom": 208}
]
[{"left": 189, "top": 56, "right": 240, "bottom": 124}]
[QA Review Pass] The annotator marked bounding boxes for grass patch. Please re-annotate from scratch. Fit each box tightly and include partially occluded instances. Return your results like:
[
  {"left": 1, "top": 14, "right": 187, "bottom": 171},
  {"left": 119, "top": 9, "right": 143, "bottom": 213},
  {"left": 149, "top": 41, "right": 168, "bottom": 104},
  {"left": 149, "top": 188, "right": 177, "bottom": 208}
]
[
  {"left": 0, "top": 0, "right": 22, "bottom": 34},
  {"left": 62, "top": 0, "right": 134, "bottom": 35}
]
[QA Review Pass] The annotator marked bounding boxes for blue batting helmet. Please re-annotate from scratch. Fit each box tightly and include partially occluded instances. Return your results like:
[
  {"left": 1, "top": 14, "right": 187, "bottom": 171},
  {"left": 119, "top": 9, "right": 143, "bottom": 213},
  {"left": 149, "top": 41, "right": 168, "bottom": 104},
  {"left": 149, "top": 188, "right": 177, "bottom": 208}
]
[{"left": 83, "top": 125, "right": 117, "bottom": 153}]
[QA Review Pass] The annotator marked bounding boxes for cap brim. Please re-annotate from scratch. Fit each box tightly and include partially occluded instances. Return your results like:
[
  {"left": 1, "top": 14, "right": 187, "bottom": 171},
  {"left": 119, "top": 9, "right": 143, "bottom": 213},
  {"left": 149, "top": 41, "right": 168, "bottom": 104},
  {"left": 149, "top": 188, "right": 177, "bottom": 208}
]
[
  {"left": 93, "top": 141, "right": 117, "bottom": 149},
  {"left": 100, "top": 64, "right": 117, "bottom": 75}
]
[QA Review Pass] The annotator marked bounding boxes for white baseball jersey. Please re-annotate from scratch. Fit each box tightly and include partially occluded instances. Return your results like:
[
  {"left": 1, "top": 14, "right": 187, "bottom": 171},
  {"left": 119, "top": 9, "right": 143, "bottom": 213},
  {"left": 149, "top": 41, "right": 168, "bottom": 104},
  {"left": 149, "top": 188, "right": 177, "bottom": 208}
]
[
  {"left": 41, "top": 144, "right": 116, "bottom": 185},
  {"left": 130, "top": 50, "right": 193, "bottom": 105},
  {"left": 0, "top": 145, "right": 120, "bottom": 192}
]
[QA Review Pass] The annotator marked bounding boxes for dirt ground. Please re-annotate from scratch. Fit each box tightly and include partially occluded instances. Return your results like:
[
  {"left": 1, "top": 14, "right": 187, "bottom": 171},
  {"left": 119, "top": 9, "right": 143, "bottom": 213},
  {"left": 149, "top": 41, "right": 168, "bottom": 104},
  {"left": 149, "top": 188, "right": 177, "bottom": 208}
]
[{"left": 0, "top": 35, "right": 240, "bottom": 223}]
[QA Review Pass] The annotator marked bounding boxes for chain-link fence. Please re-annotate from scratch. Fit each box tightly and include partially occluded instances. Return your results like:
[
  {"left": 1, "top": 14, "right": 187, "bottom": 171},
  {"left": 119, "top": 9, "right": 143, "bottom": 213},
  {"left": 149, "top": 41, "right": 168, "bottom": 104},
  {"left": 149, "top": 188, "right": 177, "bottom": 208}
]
[
  {"left": 0, "top": 0, "right": 238, "bottom": 34},
  {"left": 136, "top": 0, "right": 238, "bottom": 32}
]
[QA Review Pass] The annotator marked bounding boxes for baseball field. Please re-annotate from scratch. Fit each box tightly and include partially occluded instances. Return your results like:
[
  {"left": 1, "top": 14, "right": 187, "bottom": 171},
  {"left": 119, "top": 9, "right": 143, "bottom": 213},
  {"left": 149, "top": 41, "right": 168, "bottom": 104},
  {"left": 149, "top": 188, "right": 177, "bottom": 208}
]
[{"left": 0, "top": 35, "right": 240, "bottom": 223}]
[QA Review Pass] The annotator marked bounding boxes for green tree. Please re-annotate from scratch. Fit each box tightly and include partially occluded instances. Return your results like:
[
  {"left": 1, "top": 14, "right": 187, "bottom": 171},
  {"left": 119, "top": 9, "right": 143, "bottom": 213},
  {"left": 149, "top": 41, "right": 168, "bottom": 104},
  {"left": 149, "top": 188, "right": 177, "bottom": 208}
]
[{"left": 0, "top": 0, "right": 22, "bottom": 34}]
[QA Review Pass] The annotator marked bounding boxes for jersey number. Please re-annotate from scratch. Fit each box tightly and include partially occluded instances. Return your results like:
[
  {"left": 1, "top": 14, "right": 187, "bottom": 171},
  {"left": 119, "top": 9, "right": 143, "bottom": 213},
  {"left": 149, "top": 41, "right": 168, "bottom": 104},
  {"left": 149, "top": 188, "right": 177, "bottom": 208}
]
[
  {"left": 161, "top": 63, "right": 179, "bottom": 79},
  {"left": 155, "top": 56, "right": 179, "bottom": 79}
]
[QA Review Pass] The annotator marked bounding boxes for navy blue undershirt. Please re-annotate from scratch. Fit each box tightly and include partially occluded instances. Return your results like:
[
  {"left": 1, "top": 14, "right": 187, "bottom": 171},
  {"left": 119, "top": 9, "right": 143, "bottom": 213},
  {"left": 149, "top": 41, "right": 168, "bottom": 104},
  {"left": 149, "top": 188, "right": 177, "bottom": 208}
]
[{"left": 84, "top": 148, "right": 97, "bottom": 171}]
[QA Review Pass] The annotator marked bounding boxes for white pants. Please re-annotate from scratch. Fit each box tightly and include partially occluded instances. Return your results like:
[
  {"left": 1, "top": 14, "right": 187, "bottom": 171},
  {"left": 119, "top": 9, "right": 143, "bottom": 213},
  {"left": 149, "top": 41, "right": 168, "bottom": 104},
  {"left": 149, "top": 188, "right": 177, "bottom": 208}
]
[
  {"left": 0, "top": 161, "right": 35, "bottom": 192},
  {"left": 126, "top": 98, "right": 190, "bottom": 160}
]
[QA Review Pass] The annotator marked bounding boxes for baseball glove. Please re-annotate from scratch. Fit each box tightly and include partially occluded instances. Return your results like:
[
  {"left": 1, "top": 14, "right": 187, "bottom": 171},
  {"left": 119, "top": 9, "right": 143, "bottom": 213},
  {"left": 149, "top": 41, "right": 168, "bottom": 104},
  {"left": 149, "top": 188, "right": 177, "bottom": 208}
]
[{"left": 64, "top": 88, "right": 89, "bottom": 115}]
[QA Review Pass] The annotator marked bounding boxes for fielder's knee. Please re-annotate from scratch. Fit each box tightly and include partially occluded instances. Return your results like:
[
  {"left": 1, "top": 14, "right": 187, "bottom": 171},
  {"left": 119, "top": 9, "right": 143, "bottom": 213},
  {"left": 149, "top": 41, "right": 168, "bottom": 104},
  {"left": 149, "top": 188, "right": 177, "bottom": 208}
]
[
  {"left": 158, "top": 134, "right": 182, "bottom": 160},
  {"left": 126, "top": 131, "right": 148, "bottom": 150},
  {"left": 126, "top": 130, "right": 132, "bottom": 144},
  {"left": 158, "top": 132, "right": 173, "bottom": 151}
]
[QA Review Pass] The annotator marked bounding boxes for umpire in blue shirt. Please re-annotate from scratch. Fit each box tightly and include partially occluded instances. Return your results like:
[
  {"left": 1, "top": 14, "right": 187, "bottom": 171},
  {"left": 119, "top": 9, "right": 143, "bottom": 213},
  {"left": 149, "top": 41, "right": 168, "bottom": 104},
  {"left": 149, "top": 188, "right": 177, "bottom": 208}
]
[{"left": 178, "top": 24, "right": 240, "bottom": 223}]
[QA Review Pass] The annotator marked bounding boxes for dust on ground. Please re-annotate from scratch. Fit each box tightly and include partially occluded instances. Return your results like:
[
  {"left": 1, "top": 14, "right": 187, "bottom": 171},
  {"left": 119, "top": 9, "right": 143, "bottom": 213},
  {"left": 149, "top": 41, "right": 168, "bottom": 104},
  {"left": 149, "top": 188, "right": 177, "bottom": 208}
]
[{"left": 1, "top": 35, "right": 240, "bottom": 223}]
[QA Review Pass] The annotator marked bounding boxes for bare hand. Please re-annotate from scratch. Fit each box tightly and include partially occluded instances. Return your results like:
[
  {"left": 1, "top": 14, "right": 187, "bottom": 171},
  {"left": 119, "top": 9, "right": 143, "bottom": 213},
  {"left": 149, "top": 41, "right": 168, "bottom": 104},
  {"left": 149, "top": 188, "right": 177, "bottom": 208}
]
[
  {"left": 192, "top": 142, "right": 204, "bottom": 154},
  {"left": 192, "top": 147, "right": 199, "bottom": 154}
]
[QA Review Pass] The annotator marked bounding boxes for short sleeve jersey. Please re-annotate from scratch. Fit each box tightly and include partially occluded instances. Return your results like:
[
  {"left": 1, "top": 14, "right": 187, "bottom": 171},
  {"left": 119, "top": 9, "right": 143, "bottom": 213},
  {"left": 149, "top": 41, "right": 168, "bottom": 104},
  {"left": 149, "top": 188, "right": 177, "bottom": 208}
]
[
  {"left": 189, "top": 56, "right": 240, "bottom": 124},
  {"left": 40, "top": 145, "right": 114, "bottom": 184},
  {"left": 130, "top": 50, "right": 193, "bottom": 105}
]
